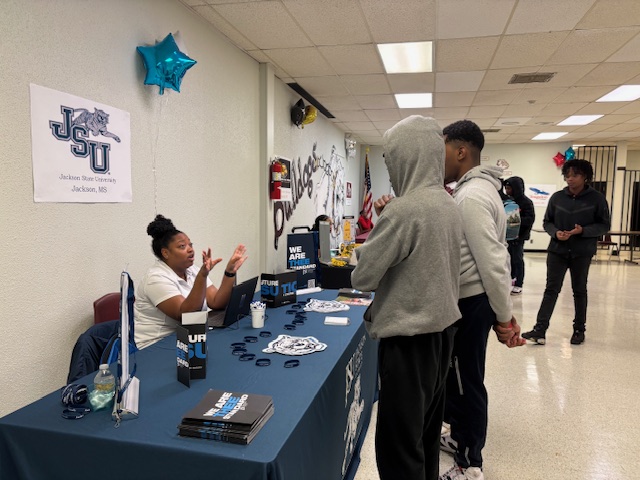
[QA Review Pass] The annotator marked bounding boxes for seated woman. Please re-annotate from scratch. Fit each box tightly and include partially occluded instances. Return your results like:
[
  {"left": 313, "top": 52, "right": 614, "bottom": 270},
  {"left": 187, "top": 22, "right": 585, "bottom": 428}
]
[
  {"left": 134, "top": 215, "right": 247, "bottom": 349},
  {"left": 312, "top": 214, "right": 331, "bottom": 232},
  {"left": 357, "top": 210, "right": 374, "bottom": 233}
]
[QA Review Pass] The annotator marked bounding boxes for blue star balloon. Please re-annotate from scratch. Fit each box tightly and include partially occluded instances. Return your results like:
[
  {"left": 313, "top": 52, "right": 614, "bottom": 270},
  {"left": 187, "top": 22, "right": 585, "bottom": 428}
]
[
  {"left": 564, "top": 146, "right": 576, "bottom": 161},
  {"left": 136, "top": 33, "right": 197, "bottom": 95}
]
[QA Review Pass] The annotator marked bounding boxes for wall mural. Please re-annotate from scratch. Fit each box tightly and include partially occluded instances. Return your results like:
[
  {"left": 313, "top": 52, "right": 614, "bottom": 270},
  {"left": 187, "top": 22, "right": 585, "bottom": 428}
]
[{"left": 273, "top": 143, "right": 345, "bottom": 249}]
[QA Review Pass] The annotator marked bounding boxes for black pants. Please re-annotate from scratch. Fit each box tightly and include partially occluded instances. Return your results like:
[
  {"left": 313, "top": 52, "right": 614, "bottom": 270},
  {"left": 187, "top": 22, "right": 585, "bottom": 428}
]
[
  {"left": 535, "top": 252, "right": 592, "bottom": 333},
  {"left": 444, "top": 294, "right": 495, "bottom": 469},
  {"left": 375, "top": 327, "right": 456, "bottom": 480},
  {"left": 507, "top": 239, "right": 525, "bottom": 288}
]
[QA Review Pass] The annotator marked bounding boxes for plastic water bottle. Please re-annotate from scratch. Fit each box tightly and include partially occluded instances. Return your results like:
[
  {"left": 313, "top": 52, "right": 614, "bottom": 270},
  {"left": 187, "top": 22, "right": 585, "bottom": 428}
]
[{"left": 91, "top": 364, "right": 115, "bottom": 410}]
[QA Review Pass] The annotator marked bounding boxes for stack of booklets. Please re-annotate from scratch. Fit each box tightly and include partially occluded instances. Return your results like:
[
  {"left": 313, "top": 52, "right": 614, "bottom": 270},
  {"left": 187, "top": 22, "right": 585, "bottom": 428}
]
[{"left": 178, "top": 389, "right": 274, "bottom": 445}]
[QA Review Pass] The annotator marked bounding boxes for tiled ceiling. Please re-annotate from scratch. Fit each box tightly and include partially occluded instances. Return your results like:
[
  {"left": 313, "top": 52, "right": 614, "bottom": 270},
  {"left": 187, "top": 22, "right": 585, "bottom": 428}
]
[{"left": 180, "top": 0, "right": 640, "bottom": 147}]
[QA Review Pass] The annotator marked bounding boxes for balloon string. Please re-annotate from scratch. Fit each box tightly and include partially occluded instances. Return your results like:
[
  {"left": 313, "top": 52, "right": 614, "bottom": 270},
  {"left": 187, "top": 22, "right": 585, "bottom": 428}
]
[{"left": 152, "top": 95, "right": 169, "bottom": 215}]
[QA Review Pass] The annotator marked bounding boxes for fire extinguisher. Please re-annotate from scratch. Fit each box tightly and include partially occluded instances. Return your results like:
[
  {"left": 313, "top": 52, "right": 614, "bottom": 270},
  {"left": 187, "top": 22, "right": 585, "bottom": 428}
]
[{"left": 270, "top": 160, "right": 283, "bottom": 199}]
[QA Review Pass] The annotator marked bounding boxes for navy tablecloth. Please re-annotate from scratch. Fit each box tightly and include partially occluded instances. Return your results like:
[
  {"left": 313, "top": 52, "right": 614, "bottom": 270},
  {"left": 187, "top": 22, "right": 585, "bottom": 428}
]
[{"left": 0, "top": 290, "right": 378, "bottom": 480}]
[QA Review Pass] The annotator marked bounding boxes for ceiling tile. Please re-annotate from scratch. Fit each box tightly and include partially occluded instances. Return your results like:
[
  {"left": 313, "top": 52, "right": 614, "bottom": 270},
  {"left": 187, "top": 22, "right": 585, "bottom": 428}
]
[
  {"left": 592, "top": 114, "right": 640, "bottom": 125},
  {"left": 468, "top": 105, "right": 507, "bottom": 118},
  {"left": 330, "top": 110, "right": 370, "bottom": 122},
  {"left": 547, "top": 27, "right": 640, "bottom": 65},
  {"left": 576, "top": 62, "right": 640, "bottom": 86},
  {"left": 435, "top": 92, "right": 476, "bottom": 108},
  {"left": 577, "top": 0, "right": 640, "bottom": 29},
  {"left": 511, "top": 87, "right": 568, "bottom": 104},
  {"left": 491, "top": 32, "right": 569, "bottom": 69},
  {"left": 607, "top": 34, "right": 640, "bottom": 62},
  {"left": 479, "top": 67, "right": 539, "bottom": 90},
  {"left": 344, "top": 121, "right": 377, "bottom": 131},
  {"left": 625, "top": 115, "right": 640, "bottom": 124},
  {"left": 213, "top": 1, "right": 312, "bottom": 49},
  {"left": 437, "top": 0, "right": 517, "bottom": 39},
  {"left": 473, "top": 90, "right": 521, "bottom": 106},
  {"left": 295, "top": 76, "right": 349, "bottom": 96},
  {"left": 373, "top": 120, "right": 400, "bottom": 131},
  {"left": 400, "top": 109, "right": 437, "bottom": 119},
  {"left": 506, "top": 0, "right": 596, "bottom": 34},
  {"left": 341, "top": 75, "right": 391, "bottom": 95},
  {"left": 387, "top": 73, "right": 435, "bottom": 93},
  {"left": 432, "top": 107, "right": 470, "bottom": 118},
  {"left": 365, "top": 109, "right": 402, "bottom": 121},
  {"left": 612, "top": 101, "right": 640, "bottom": 114},
  {"left": 436, "top": 37, "right": 500, "bottom": 72},
  {"left": 314, "top": 95, "right": 361, "bottom": 111},
  {"left": 282, "top": 0, "right": 371, "bottom": 46},
  {"left": 356, "top": 95, "right": 398, "bottom": 109},
  {"left": 318, "top": 44, "right": 385, "bottom": 75},
  {"left": 552, "top": 86, "right": 613, "bottom": 103},
  {"left": 576, "top": 102, "right": 623, "bottom": 114},
  {"left": 536, "top": 63, "right": 599, "bottom": 87},
  {"left": 360, "top": 0, "right": 436, "bottom": 43},
  {"left": 264, "top": 47, "right": 334, "bottom": 77},
  {"left": 502, "top": 103, "right": 546, "bottom": 116},
  {"left": 540, "top": 103, "right": 588, "bottom": 115},
  {"left": 193, "top": 5, "right": 257, "bottom": 51},
  {"left": 435, "top": 71, "right": 485, "bottom": 93}
]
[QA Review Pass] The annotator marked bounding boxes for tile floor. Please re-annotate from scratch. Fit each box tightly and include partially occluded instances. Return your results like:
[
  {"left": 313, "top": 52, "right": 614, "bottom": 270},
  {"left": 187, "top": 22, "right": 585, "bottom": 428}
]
[{"left": 354, "top": 251, "right": 640, "bottom": 480}]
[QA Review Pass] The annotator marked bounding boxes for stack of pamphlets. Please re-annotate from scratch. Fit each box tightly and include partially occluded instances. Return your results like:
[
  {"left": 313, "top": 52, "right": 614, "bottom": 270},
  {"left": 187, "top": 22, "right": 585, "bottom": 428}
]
[{"left": 178, "top": 389, "right": 274, "bottom": 445}]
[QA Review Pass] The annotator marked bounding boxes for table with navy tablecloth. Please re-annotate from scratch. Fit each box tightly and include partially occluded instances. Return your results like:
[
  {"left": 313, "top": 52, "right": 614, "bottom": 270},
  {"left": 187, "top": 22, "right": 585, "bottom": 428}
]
[{"left": 0, "top": 289, "right": 378, "bottom": 480}]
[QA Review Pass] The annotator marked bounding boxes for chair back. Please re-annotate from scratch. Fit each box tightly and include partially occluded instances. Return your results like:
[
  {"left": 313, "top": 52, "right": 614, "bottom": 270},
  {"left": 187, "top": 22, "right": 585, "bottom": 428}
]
[{"left": 93, "top": 292, "right": 120, "bottom": 324}]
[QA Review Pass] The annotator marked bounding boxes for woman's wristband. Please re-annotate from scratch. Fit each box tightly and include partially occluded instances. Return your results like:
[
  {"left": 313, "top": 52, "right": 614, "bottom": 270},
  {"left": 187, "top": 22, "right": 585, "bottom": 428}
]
[{"left": 224, "top": 270, "right": 236, "bottom": 278}]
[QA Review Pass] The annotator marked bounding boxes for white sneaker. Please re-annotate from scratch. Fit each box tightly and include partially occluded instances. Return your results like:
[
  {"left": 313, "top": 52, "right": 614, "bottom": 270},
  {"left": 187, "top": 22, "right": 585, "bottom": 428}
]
[
  {"left": 511, "top": 286, "right": 522, "bottom": 295},
  {"left": 440, "top": 434, "right": 457, "bottom": 454},
  {"left": 439, "top": 464, "right": 484, "bottom": 480}
]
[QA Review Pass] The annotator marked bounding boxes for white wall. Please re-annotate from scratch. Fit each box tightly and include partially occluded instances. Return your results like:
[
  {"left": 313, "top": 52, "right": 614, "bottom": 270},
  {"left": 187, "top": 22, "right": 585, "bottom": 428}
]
[{"left": 0, "top": 0, "right": 355, "bottom": 416}]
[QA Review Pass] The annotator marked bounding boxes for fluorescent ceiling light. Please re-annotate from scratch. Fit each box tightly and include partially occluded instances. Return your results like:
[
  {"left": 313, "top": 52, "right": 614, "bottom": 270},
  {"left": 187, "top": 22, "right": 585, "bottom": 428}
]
[
  {"left": 596, "top": 85, "right": 640, "bottom": 102},
  {"left": 377, "top": 41, "right": 433, "bottom": 74},
  {"left": 558, "top": 115, "right": 603, "bottom": 126},
  {"left": 395, "top": 93, "right": 433, "bottom": 108},
  {"left": 532, "top": 132, "right": 568, "bottom": 140},
  {"left": 572, "top": 144, "right": 586, "bottom": 148}
]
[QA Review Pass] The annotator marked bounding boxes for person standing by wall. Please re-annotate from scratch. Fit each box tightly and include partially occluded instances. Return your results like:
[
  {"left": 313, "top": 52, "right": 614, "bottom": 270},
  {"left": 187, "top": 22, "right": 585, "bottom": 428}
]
[
  {"left": 522, "top": 159, "right": 610, "bottom": 346},
  {"left": 504, "top": 176, "right": 535, "bottom": 295},
  {"left": 439, "top": 120, "right": 525, "bottom": 480},
  {"left": 351, "top": 116, "right": 463, "bottom": 480}
]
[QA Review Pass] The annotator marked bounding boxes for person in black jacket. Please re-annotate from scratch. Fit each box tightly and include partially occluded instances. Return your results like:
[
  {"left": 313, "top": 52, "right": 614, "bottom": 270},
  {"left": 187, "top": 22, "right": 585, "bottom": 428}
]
[
  {"left": 522, "top": 159, "right": 610, "bottom": 346},
  {"left": 504, "top": 176, "right": 535, "bottom": 294}
]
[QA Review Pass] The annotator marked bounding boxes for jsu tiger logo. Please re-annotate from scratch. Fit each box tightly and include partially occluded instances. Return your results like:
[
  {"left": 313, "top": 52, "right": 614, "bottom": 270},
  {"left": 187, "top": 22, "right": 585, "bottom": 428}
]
[
  {"left": 49, "top": 105, "right": 120, "bottom": 174},
  {"left": 262, "top": 335, "right": 327, "bottom": 356}
]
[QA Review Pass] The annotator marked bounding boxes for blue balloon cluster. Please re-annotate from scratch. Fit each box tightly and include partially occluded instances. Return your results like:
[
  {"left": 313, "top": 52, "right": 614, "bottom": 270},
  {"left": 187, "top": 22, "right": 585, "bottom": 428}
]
[
  {"left": 136, "top": 33, "right": 197, "bottom": 95},
  {"left": 564, "top": 146, "right": 575, "bottom": 161}
]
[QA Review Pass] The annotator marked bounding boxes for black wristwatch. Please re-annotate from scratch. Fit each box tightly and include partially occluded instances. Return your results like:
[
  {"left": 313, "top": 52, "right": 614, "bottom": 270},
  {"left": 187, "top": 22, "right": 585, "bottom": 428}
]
[{"left": 224, "top": 270, "right": 236, "bottom": 278}]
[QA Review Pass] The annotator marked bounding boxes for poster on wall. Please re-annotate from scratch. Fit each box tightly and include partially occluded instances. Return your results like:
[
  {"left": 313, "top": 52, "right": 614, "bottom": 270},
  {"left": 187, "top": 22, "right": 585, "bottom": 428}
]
[
  {"left": 29, "top": 84, "right": 132, "bottom": 203},
  {"left": 527, "top": 184, "right": 557, "bottom": 207},
  {"left": 346, "top": 181, "right": 352, "bottom": 206}
]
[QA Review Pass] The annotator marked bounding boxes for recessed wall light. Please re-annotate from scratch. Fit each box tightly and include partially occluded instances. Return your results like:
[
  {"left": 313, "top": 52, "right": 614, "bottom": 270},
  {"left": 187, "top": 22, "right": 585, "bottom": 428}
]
[
  {"left": 377, "top": 42, "right": 433, "bottom": 74},
  {"left": 558, "top": 115, "right": 603, "bottom": 126},
  {"left": 596, "top": 85, "right": 640, "bottom": 102},
  {"left": 532, "top": 132, "right": 568, "bottom": 140},
  {"left": 395, "top": 93, "right": 433, "bottom": 108}
]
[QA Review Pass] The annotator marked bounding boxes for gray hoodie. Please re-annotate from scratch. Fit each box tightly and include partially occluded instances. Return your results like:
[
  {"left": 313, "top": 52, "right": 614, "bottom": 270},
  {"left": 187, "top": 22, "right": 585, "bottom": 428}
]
[
  {"left": 351, "top": 116, "right": 462, "bottom": 339},
  {"left": 453, "top": 165, "right": 513, "bottom": 323}
]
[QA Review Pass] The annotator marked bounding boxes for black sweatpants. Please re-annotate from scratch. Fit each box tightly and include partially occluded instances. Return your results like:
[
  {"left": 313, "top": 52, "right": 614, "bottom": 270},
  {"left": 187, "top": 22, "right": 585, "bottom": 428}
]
[
  {"left": 444, "top": 293, "right": 495, "bottom": 469},
  {"left": 375, "top": 327, "right": 456, "bottom": 480}
]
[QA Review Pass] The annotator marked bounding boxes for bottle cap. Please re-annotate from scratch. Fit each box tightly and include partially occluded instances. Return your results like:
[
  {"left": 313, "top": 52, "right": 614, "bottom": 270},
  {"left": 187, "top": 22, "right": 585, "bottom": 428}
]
[{"left": 99, "top": 364, "right": 109, "bottom": 370}]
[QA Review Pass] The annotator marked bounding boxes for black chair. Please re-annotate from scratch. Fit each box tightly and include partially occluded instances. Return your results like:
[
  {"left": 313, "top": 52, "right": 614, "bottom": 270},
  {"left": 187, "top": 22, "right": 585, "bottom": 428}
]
[
  {"left": 596, "top": 234, "right": 619, "bottom": 261},
  {"left": 67, "top": 320, "right": 119, "bottom": 384}
]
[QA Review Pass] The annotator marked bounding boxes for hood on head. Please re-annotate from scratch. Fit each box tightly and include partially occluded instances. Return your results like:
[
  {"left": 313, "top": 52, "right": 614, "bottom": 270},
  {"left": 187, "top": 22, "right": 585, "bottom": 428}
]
[
  {"left": 382, "top": 116, "right": 444, "bottom": 197},
  {"left": 505, "top": 176, "right": 525, "bottom": 198}
]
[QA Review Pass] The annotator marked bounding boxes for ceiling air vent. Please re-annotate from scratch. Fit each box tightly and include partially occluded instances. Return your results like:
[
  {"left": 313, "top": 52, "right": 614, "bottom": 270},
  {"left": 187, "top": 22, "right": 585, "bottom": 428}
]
[
  {"left": 508, "top": 72, "right": 556, "bottom": 84},
  {"left": 482, "top": 128, "right": 501, "bottom": 133}
]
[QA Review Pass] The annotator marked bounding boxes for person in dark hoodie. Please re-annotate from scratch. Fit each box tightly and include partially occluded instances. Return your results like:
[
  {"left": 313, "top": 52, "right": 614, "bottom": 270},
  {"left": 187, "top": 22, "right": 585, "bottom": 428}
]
[
  {"left": 522, "top": 159, "right": 610, "bottom": 346},
  {"left": 351, "top": 116, "right": 463, "bottom": 480},
  {"left": 504, "top": 176, "right": 535, "bottom": 294}
]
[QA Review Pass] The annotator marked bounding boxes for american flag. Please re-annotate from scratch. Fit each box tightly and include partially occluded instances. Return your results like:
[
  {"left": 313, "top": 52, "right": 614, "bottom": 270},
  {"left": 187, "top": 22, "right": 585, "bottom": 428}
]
[{"left": 361, "top": 153, "right": 373, "bottom": 221}]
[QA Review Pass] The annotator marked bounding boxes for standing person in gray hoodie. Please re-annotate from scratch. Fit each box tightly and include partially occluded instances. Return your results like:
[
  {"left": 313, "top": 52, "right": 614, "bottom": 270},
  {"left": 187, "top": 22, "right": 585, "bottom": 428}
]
[
  {"left": 439, "top": 120, "right": 525, "bottom": 480},
  {"left": 351, "top": 116, "right": 463, "bottom": 480}
]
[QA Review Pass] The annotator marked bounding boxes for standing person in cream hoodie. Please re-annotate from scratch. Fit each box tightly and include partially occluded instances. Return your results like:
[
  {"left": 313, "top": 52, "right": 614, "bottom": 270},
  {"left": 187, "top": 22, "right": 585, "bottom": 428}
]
[
  {"left": 439, "top": 120, "right": 525, "bottom": 480},
  {"left": 351, "top": 116, "right": 463, "bottom": 480}
]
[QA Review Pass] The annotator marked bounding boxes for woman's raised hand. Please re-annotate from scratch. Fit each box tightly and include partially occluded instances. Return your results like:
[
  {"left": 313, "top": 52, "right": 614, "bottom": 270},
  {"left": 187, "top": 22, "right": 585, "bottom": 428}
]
[
  {"left": 201, "top": 248, "right": 223, "bottom": 275},
  {"left": 226, "top": 244, "right": 248, "bottom": 274}
]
